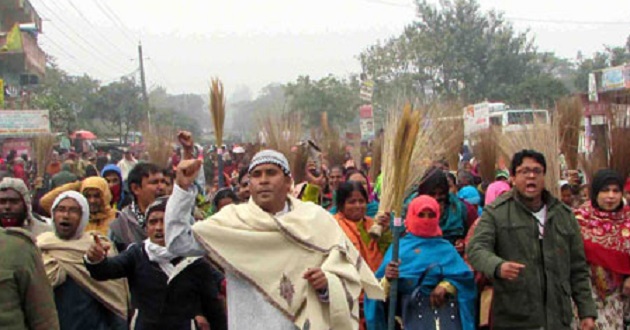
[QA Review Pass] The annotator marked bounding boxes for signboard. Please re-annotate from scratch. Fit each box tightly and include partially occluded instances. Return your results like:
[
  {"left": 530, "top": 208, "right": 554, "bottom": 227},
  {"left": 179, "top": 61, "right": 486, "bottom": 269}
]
[
  {"left": 360, "top": 80, "right": 374, "bottom": 102},
  {"left": 463, "top": 102, "right": 490, "bottom": 135},
  {"left": 588, "top": 73, "right": 598, "bottom": 102},
  {"left": 601, "top": 65, "right": 630, "bottom": 91},
  {"left": 360, "top": 117, "right": 375, "bottom": 140},
  {"left": 0, "top": 110, "right": 51, "bottom": 136},
  {"left": 359, "top": 104, "right": 373, "bottom": 119},
  {"left": 1, "top": 138, "right": 32, "bottom": 159}
]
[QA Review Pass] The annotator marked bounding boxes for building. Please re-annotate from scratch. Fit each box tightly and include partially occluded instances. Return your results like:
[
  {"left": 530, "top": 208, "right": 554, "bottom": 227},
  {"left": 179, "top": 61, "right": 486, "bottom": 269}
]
[{"left": 0, "top": 0, "right": 46, "bottom": 108}]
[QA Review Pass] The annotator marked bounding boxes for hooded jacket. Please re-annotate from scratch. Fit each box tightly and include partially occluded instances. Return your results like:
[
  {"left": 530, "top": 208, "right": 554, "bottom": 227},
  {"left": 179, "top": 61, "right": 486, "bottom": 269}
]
[
  {"left": 0, "top": 177, "right": 52, "bottom": 237},
  {"left": 40, "top": 178, "right": 118, "bottom": 237},
  {"left": 101, "top": 164, "right": 128, "bottom": 210}
]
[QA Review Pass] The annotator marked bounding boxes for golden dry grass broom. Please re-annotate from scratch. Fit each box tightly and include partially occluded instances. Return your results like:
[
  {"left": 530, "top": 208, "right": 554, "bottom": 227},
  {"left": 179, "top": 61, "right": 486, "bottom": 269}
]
[
  {"left": 496, "top": 119, "right": 561, "bottom": 197},
  {"left": 556, "top": 96, "right": 582, "bottom": 171},
  {"left": 210, "top": 78, "right": 226, "bottom": 187},
  {"left": 33, "top": 134, "right": 56, "bottom": 178}
]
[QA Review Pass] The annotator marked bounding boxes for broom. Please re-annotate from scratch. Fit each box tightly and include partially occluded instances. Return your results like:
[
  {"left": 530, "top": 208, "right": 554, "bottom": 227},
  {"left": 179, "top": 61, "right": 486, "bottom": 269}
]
[
  {"left": 210, "top": 78, "right": 226, "bottom": 187},
  {"left": 607, "top": 105, "right": 630, "bottom": 180},
  {"left": 381, "top": 103, "right": 422, "bottom": 330},
  {"left": 556, "top": 96, "right": 582, "bottom": 171},
  {"left": 497, "top": 118, "right": 561, "bottom": 197},
  {"left": 33, "top": 134, "right": 56, "bottom": 181}
]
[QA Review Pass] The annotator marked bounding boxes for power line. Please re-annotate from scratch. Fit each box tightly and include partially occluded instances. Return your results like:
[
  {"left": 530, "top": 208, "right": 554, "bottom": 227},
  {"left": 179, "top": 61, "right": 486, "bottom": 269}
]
[
  {"left": 33, "top": 0, "right": 133, "bottom": 72},
  {"left": 92, "top": 0, "right": 138, "bottom": 45},
  {"left": 39, "top": 37, "right": 110, "bottom": 77},
  {"left": 62, "top": 0, "right": 135, "bottom": 59},
  {"left": 358, "top": 0, "right": 630, "bottom": 26},
  {"left": 506, "top": 17, "right": 630, "bottom": 26}
]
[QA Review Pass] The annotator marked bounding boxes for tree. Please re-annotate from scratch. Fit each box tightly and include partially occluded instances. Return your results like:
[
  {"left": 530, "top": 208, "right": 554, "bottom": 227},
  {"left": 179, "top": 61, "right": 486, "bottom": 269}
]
[
  {"left": 284, "top": 75, "right": 361, "bottom": 129},
  {"left": 359, "top": 0, "right": 567, "bottom": 108},
  {"left": 31, "top": 63, "right": 100, "bottom": 132},
  {"left": 92, "top": 78, "right": 144, "bottom": 144}
]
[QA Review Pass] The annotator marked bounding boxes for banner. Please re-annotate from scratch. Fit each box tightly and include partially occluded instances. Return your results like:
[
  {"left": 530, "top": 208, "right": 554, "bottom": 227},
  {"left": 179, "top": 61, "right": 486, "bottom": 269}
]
[
  {"left": 0, "top": 110, "right": 51, "bottom": 136},
  {"left": 463, "top": 102, "right": 490, "bottom": 135},
  {"left": 360, "top": 117, "right": 375, "bottom": 140},
  {"left": 360, "top": 80, "right": 374, "bottom": 102},
  {"left": 1, "top": 24, "right": 23, "bottom": 52},
  {"left": 601, "top": 65, "right": 630, "bottom": 91},
  {"left": 588, "top": 73, "right": 598, "bottom": 102}
]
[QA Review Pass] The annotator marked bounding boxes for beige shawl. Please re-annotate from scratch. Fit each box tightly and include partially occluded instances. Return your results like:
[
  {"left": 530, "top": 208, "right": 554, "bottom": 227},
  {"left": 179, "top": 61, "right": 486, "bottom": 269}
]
[
  {"left": 192, "top": 196, "right": 385, "bottom": 330},
  {"left": 37, "top": 232, "right": 129, "bottom": 320}
]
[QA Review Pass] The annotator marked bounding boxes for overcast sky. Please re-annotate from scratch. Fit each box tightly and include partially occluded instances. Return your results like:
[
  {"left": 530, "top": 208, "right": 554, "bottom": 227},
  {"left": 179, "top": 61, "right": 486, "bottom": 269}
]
[{"left": 30, "top": 0, "right": 630, "bottom": 96}]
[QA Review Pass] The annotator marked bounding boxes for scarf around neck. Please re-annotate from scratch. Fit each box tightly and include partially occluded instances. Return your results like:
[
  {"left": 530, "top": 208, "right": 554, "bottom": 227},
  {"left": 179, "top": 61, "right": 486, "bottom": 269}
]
[
  {"left": 192, "top": 196, "right": 385, "bottom": 330},
  {"left": 144, "top": 239, "right": 176, "bottom": 276}
]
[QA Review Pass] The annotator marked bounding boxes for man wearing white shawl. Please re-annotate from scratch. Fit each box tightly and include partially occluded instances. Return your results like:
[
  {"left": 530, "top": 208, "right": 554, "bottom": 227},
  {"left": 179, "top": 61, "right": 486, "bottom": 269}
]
[
  {"left": 36, "top": 191, "right": 130, "bottom": 330},
  {"left": 165, "top": 150, "right": 385, "bottom": 330}
]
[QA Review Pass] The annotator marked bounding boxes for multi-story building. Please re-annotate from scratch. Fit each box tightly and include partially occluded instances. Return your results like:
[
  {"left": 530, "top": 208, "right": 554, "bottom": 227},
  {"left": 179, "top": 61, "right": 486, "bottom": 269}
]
[{"left": 0, "top": 0, "right": 46, "bottom": 107}]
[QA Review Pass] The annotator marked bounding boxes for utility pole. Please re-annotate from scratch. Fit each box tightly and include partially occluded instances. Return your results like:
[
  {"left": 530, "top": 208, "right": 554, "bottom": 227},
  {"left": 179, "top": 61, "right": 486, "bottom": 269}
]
[{"left": 138, "top": 42, "right": 151, "bottom": 133}]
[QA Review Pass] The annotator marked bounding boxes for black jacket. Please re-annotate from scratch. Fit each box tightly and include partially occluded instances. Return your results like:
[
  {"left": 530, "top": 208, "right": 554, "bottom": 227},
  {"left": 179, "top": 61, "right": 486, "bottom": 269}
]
[{"left": 85, "top": 243, "right": 227, "bottom": 330}]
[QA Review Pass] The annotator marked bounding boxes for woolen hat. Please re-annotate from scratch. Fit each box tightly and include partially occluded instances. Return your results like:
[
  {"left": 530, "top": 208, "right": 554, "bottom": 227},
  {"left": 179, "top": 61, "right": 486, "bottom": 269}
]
[{"left": 248, "top": 150, "right": 291, "bottom": 176}]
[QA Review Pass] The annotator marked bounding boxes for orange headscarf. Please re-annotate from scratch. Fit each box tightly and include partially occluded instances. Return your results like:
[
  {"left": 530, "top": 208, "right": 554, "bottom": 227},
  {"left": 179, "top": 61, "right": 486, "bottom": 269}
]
[
  {"left": 334, "top": 213, "right": 384, "bottom": 272},
  {"left": 81, "top": 177, "right": 118, "bottom": 236},
  {"left": 405, "top": 195, "right": 442, "bottom": 238}
]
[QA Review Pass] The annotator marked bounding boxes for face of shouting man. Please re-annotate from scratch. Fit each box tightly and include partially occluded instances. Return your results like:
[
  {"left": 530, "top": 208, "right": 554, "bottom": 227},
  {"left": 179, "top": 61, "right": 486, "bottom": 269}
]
[{"left": 53, "top": 198, "right": 83, "bottom": 240}]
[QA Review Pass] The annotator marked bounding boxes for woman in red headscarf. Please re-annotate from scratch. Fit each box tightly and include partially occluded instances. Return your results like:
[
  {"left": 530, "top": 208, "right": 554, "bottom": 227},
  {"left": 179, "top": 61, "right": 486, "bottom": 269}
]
[{"left": 574, "top": 169, "right": 630, "bottom": 329}]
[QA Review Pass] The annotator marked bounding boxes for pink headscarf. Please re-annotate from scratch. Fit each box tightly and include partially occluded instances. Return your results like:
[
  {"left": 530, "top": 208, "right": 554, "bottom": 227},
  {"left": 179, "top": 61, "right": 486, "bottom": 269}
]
[
  {"left": 484, "top": 181, "right": 511, "bottom": 206},
  {"left": 405, "top": 195, "right": 442, "bottom": 238}
]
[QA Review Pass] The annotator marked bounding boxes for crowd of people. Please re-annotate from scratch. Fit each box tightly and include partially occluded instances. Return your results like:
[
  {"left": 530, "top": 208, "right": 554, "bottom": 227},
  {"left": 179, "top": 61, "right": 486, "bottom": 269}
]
[{"left": 1, "top": 130, "right": 629, "bottom": 330}]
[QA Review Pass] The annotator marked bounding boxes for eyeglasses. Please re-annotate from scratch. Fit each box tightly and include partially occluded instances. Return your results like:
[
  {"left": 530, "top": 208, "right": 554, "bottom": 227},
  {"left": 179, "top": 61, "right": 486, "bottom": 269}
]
[
  {"left": 516, "top": 167, "right": 544, "bottom": 176},
  {"left": 54, "top": 206, "right": 82, "bottom": 216}
]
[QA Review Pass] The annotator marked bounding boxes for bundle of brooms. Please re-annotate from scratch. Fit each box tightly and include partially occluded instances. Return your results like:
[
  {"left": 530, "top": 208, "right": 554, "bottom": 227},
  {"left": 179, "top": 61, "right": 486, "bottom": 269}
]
[
  {"left": 258, "top": 112, "right": 306, "bottom": 183},
  {"left": 496, "top": 118, "right": 561, "bottom": 197},
  {"left": 210, "top": 78, "right": 226, "bottom": 187},
  {"left": 141, "top": 122, "right": 174, "bottom": 168},
  {"left": 556, "top": 96, "right": 583, "bottom": 171},
  {"left": 33, "top": 134, "right": 56, "bottom": 178},
  {"left": 472, "top": 128, "right": 500, "bottom": 183},
  {"left": 320, "top": 112, "right": 346, "bottom": 168},
  {"left": 607, "top": 105, "right": 630, "bottom": 180},
  {"left": 369, "top": 134, "right": 383, "bottom": 182}
]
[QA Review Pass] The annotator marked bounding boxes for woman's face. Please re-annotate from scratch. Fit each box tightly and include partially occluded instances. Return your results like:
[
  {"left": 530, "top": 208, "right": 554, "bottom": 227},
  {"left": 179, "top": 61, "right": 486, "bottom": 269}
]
[
  {"left": 596, "top": 184, "right": 623, "bottom": 211},
  {"left": 348, "top": 173, "right": 368, "bottom": 194},
  {"left": 342, "top": 191, "right": 367, "bottom": 222}
]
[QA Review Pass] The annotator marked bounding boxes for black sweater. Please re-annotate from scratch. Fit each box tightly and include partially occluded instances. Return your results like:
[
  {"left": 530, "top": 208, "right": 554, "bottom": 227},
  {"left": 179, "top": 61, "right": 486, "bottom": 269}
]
[{"left": 85, "top": 243, "right": 227, "bottom": 330}]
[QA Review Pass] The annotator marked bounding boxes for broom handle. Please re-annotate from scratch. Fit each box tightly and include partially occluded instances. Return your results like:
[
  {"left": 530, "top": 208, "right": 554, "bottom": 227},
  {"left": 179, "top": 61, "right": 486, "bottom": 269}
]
[
  {"left": 387, "top": 212, "right": 401, "bottom": 330},
  {"left": 217, "top": 149, "right": 225, "bottom": 188}
]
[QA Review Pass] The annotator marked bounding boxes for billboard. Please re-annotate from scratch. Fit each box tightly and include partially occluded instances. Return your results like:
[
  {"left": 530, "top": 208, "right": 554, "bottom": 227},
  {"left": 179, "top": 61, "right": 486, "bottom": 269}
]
[
  {"left": 463, "top": 102, "right": 490, "bottom": 135},
  {"left": 0, "top": 110, "right": 51, "bottom": 136}
]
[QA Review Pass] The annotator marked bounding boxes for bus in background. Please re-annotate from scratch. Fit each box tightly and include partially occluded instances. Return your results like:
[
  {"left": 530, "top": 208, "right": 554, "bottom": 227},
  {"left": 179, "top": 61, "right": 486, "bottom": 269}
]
[{"left": 489, "top": 109, "right": 550, "bottom": 132}]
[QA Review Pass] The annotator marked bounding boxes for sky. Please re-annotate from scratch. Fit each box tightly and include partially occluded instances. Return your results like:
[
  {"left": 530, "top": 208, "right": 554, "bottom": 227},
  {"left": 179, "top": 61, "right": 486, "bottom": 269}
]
[{"left": 29, "top": 0, "right": 630, "bottom": 96}]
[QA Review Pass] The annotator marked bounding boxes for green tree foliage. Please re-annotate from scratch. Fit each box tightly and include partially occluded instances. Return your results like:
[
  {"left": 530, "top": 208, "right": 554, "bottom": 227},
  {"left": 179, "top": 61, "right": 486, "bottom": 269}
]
[
  {"left": 284, "top": 75, "right": 361, "bottom": 128},
  {"left": 359, "top": 0, "right": 569, "bottom": 108},
  {"left": 31, "top": 64, "right": 100, "bottom": 132},
  {"left": 91, "top": 77, "right": 144, "bottom": 144}
]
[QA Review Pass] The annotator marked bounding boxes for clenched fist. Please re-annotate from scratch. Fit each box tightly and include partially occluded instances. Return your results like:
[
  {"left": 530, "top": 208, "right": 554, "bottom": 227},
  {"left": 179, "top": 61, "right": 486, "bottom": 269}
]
[{"left": 176, "top": 159, "right": 202, "bottom": 190}]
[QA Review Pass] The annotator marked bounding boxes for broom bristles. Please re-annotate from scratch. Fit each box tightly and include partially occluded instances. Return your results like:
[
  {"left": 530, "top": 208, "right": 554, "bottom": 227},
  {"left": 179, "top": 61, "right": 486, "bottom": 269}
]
[
  {"left": 556, "top": 96, "right": 582, "bottom": 170},
  {"left": 210, "top": 79, "right": 226, "bottom": 147},
  {"left": 33, "top": 134, "right": 56, "bottom": 177}
]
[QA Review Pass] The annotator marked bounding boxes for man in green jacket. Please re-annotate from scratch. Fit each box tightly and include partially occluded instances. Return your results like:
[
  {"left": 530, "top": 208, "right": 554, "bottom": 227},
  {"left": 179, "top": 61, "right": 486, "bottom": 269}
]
[
  {"left": 0, "top": 228, "right": 60, "bottom": 330},
  {"left": 467, "top": 149, "right": 596, "bottom": 330}
]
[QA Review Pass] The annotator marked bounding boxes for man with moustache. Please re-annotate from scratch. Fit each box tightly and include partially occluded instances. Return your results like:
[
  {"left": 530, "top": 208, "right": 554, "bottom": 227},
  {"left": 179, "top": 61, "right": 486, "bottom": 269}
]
[
  {"left": 109, "top": 162, "right": 166, "bottom": 252},
  {"left": 37, "top": 191, "right": 129, "bottom": 329},
  {"left": 165, "top": 150, "right": 384, "bottom": 330},
  {"left": 467, "top": 149, "right": 597, "bottom": 330},
  {"left": 0, "top": 177, "right": 51, "bottom": 237}
]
